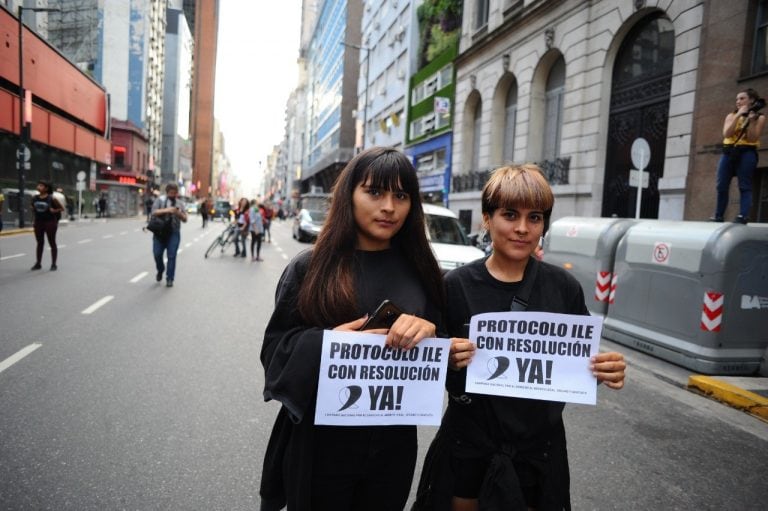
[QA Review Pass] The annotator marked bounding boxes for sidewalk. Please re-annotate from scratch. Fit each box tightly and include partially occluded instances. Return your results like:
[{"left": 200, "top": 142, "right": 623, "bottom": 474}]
[{"left": 688, "top": 375, "right": 768, "bottom": 421}]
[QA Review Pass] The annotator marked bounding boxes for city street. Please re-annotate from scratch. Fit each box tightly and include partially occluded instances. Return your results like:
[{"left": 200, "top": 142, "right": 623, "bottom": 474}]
[{"left": 1, "top": 218, "right": 766, "bottom": 510}]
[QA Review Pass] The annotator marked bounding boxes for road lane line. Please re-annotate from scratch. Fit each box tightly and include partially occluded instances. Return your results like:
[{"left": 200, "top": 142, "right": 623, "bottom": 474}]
[
  {"left": 78, "top": 239, "right": 93, "bottom": 244},
  {"left": 103, "top": 234, "right": 114, "bottom": 239},
  {"left": 82, "top": 295, "right": 114, "bottom": 314},
  {"left": 0, "top": 253, "right": 25, "bottom": 261},
  {"left": 185, "top": 243, "right": 192, "bottom": 248},
  {"left": 120, "top": 231, "right": 127, "bottom": 235},
  {"left": 130, "top": 272, "right": 148, "bottom": 283},
  {"left": 0, "top": 344, "right": 42, "bottom": 375},
  {"left": 281, "top": 253, "right": 288, "bottom": 260}
]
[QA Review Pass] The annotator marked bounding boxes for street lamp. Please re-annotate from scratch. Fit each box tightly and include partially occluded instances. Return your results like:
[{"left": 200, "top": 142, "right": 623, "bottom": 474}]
[
  {"left": 340, "top": 41, "right": 370, "bottom": 151},
  {"left": 17, "top": 5, "right": 60, "bottom": 228}
]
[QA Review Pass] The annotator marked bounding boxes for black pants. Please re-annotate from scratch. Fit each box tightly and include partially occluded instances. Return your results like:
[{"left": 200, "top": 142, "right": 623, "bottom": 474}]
[
  {"left": 310, "top": 426, "right": 416, "bottom": 511},
  {"left": 34, "top": 220, "right": 58, "bottom": 264},
  {"left": 250, "top": 231, "right": 263, "bottom": 259}
]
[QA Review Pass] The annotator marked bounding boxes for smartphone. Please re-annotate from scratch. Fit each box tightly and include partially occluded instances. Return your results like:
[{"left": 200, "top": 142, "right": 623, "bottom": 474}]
[{"left": 360, "top": 299, "right": 404, "bottom": 330}]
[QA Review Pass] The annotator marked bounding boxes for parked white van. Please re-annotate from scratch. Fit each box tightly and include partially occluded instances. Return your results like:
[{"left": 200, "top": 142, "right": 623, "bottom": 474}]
[{"left": 423, "top": 203, "right": 485, "bottom": 271}]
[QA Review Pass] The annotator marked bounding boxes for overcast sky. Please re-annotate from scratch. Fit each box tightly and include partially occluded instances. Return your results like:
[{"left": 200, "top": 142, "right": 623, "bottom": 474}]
[{"left": 214, "top": 0, "right": 303, "bottom": 198}]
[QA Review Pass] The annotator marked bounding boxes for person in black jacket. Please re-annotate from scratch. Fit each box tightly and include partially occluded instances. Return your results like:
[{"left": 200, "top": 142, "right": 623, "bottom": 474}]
[
  {"left": 414, "top": 164, "right": 625, "bottom": 511},
  {"left": 30, "top": 180, "right": 64, "bottom": 271},
  {"left": 259, "top": 147, "right": 445, "bottom": 511}
]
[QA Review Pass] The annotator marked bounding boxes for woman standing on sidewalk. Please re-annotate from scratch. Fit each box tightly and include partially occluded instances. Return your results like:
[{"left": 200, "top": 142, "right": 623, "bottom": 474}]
[{"left": 31, "top": 180, "right": 64, "bottom": 271}]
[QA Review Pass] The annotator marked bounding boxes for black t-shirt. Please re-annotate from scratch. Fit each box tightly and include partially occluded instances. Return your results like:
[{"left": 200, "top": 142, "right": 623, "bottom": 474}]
[
  {"left": 444, "top": 256, "right": 589, "bottom": 438},
  {"left": 32, "top": 194, "right": 56, "bottom": 223}
]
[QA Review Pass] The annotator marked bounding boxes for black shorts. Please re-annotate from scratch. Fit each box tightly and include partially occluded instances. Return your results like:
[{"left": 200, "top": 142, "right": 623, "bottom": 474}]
[{"left": 450, "top": 454, "right": 540, "bottom": 505}]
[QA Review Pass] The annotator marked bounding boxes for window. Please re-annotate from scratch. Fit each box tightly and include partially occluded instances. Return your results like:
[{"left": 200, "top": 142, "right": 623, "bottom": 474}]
[
  {"left": 543, "top": 57, "right": 565, "bottom": 161},
  {"left": 416, "top": 148, "right": 447, "bottom": 176},
  {"left": 472, "top": 100, "right": 482, "bottom": 171},
  {"left": 503, "top": 83, "right": 517, "bottom": 163},
  {"left": 475, "top": 0, "right": 490, "bottom": 31},
  {"left": 753, "top": 0, "right": 768, "bottom": 73},
  {"left": 411, "top": 65, "right": 453, "bottom": 105},
  {"left": 114, "top": 146, "right": 126, "bottom": 167}
]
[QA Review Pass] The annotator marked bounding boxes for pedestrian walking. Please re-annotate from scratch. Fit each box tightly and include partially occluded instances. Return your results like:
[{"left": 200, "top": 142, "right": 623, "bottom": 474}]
[
  {"left": 233, "top": 198, "right": 250, "bottom": 258},
  {"left": 200, "top": 198, "right": 210, "bottom": 228},
  {"left": 263, "top": 203, "right": 273, "bottom": 243},
  {"left": 710, "top": 88, "right": 766, "bottom": 224},
  {"left": 30, "top": 180, "right": 64, "bottom": 271},
  {"left": 151, "top": 183, "right": 188, "bottom": 287},
  {"left": 248, "top": 199, "right": 265, "bottom": 261},
  {"left": 144, "top": 195, "right": 154, "bottom": 222},
  {"left": 98, "top": 194, "right": 107, "bottom": 218},
  {"left": 413, "top": 164, "right": 626, "bottom": 511},
  {"left": 259, "top": 147, "right": 445, "bottom": 511}
]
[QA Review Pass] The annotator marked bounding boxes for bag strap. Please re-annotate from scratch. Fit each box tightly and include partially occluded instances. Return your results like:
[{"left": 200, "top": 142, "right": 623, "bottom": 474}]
[{"left": 509, "top": 257, "right": 539, "bottom": 312}]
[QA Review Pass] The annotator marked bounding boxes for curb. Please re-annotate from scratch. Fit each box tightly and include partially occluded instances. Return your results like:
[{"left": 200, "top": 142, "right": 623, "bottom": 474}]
[
  {"left": 688, "top": 375, "right": 768, "bottom": 421},
  {"left": 0, "top": 228, "right": 33, "bottom": 237}
]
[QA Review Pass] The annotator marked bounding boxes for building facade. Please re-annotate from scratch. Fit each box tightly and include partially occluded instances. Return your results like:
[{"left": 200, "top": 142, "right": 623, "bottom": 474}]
[
  {"left": 449, "top": 0, "right": 705, "bottom": 234},
  {"left": 358, "top": 0, "right": 421, "bottom": 151},
  {"left": 161, "top": 6, "right": 193, "bottom": 192},
  {"left": 301, "top": 0, "right": 362, "bottom": 193}
]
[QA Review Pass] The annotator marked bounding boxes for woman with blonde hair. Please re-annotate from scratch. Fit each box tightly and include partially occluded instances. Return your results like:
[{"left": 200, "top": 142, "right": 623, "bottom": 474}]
[{"left": 414, "top": 164, "right": 626, "bottom": 511}]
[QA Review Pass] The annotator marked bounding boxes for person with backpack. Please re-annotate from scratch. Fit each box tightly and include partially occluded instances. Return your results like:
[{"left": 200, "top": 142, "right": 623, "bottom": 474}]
[
  {"left": 30, "top": 180, "right": 64, "bottom": 271},
  {"left": 151, "top": 183, "right": 188, "bottom": 287}
]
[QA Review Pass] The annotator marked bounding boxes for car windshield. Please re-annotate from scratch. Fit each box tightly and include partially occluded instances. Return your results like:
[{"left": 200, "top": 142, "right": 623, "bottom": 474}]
[
  {"left": 426, "top": 214, "right": 470, "bottom": 245},
  {"left": 307, "top": 210, "right": 327, "bottom": 222}
]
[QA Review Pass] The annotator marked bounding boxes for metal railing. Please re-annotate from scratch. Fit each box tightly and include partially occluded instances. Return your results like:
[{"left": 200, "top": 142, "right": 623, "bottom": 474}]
[{"left": 451, "top": 156, "right": 571, "bottom": 192}]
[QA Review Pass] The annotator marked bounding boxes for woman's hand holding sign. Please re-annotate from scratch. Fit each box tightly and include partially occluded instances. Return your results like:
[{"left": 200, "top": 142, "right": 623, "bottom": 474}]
[
  {"left": 385, "top": 314, "right": 436, "bottom": 350},
  {"left": 448, "top": 338, "right": 476, "bottom": 370},
  {"left": 334, "top": 314, "right": 437, "bottom": 351},
  {"left": 590, "top": 351, "right": 626, "bottom": 389}
]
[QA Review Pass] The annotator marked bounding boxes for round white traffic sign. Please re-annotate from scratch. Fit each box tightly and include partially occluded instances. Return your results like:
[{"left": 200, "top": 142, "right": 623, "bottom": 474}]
[
  {"left": 77, "top": 171, "right": 86, "bottom": 181},
  {"left": 631, "top": 138, "right": 651, "bottom": 170}
]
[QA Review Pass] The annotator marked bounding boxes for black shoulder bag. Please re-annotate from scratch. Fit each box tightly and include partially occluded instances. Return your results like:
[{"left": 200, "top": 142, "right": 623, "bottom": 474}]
[{"left": 147, "top": 198, "right": 173, "bottom": 238}]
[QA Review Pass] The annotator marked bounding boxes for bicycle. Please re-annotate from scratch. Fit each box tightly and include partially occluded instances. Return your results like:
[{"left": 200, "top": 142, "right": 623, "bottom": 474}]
[{"left": 204, "top": 222, "right": 238, "bottom": 258}]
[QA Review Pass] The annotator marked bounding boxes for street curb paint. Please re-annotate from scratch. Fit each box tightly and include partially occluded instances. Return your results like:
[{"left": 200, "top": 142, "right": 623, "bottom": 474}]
[{"left": 688, "top": 375, "right": 768, "bottom": 421}]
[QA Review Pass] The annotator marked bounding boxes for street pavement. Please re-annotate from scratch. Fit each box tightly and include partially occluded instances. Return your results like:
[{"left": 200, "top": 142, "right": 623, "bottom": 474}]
[{"left": 0, "top": 216, "right": 766, "bottom": 510}]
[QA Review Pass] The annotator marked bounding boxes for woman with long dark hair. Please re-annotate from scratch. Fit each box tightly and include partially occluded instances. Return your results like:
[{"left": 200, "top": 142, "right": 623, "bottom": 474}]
[{"left": 260, "top": 146, "right": 445, "bottom": 511}]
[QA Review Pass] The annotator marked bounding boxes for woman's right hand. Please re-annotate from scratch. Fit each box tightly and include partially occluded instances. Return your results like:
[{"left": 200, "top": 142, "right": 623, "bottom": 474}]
[
  {"left": 333, "top": 316, "right": 388, "bottom": 336},
  {"left": 449, "top": 337, "right": 476, "bottom": 370}
]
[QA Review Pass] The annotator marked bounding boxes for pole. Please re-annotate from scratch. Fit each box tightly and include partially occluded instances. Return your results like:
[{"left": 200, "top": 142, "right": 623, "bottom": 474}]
[
  {"left": 17, "top": 6, "right": 26, "bottom": 228},
  {"left": 635, "top": 153, "right": 645, "bottom": 220},
  {"left": 362, "top": 48, "right": 369, "bottom": 150}
]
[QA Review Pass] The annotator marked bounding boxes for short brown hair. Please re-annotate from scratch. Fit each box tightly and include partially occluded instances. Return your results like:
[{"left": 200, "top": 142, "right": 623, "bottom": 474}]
[{"left": 481, "top": 164, "right": 554, "bottom": 216}]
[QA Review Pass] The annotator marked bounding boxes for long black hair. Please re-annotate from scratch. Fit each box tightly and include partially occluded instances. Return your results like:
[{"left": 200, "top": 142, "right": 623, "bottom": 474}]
[{"left": 298, "top": 146, "right": 445, "bottom": 326}]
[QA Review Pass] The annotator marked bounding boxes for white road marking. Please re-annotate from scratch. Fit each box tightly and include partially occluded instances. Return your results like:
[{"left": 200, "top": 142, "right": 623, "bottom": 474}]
[
  {"left": 78, "top": 239, "right": 93, "bottom": 244},
  {"left": 120, "top": 231, "right": 128, "bottom": 235},
  {"left": 281, "top": 253, "right": 288, "bottom": 260},
  {"left": 56, "top": 244, "right": 67, "bottom": 249},
  {"left": 185, "top": 243, "right": 192, "bottom": 248},
  {"left": 134, "top": 228, "right": 141, "bottom": 232},
  {"left": 0, "top": 343, "right": 42, "bottom": 375},
  {"left": 276, "top": 247, "right": 284, "bottom": 253},
  {"left": 130, "top": 271, "right": 148, "bottom": 283},
  {"left": 0, "top": 253, "right": 25, "bottom": 261},
  {"left": 82, "top": 295, "right": 114, "bottom": 314},
  {"left": 103, "top": 234, "right": 114, "bottom": 239}
]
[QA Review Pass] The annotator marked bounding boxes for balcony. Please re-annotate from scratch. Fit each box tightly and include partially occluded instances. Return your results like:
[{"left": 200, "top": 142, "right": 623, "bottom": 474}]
[{"left": 451, "top": 156, "right": 571, "bottom": 193}]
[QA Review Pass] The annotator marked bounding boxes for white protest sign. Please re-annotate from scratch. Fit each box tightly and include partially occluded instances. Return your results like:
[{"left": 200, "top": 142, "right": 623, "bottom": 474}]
[
  {"left": 466, "top": 311, "right": 602, "bottom": 405},
  {"left": 315, "top": 330, "right": 451, "bottom": 426}
]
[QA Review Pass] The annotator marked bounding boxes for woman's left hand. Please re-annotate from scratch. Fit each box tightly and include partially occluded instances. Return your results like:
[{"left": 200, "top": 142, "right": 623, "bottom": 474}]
[
  {"left": 591, "top": 351, "right": 626, "bottom": 389},
  {"left": 386, "top": 314, "right": 436, "bottom": 350}
]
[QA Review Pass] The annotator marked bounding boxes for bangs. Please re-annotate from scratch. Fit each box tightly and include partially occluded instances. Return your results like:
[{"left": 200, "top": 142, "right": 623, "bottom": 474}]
[
  {"left": 358, "top": 150, "right": 420, "bottom": 197},
  {"left": 482, "top": 165, "right": 554, "bottom": 213}
]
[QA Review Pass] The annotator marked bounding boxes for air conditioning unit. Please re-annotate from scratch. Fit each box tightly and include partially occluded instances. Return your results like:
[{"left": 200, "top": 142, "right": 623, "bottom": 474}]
[{"left": 397, "top": 69, "right": 406, "bottom": 80}]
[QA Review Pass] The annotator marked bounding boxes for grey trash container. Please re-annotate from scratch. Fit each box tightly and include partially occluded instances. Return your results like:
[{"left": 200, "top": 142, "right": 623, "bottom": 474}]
[
  {"left": 543, "top": 217, "right": 635, "bottom": 315},
  {"left": 603, "top": 221, "right": 768, "bottom": 375}
]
